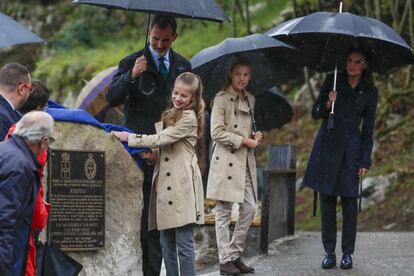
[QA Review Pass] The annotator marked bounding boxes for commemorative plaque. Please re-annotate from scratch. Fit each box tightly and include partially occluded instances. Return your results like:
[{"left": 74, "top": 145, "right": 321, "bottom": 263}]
[{"left": 47, "top": 149, "right": 105, "bottom": 251}]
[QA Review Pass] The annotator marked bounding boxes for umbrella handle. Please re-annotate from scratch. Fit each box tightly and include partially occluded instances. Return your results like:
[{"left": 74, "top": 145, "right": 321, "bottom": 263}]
[{"left": 330, "top": 100, "right": 335, "bottom": 114}]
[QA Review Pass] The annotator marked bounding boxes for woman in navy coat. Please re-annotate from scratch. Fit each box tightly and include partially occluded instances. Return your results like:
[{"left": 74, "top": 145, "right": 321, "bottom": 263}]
[{"left": 303, "top": 49, "right": 378, "bottom": 270}]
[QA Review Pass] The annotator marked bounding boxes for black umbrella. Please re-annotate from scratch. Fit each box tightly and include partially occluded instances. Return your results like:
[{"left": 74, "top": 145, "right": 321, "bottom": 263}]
[
  {"left": 254, "top": 87, "right": 293, "bottom": 131},
  {"left": 266, "top": 11, "right": 414, "bottom": 74},
  {"left": 72, "top": 0, "right": 229, "bottom": 23},
  {"left": 72, "top": 0, "right": 229, "bottom": 95},
  {"left": 191, "top": 33, "right": 301, "bottom": 105},
  {"left": 0, "top": 11, "right": 44, "bottom": 49},
  {"left": 266, "top": 3, "right": 414, "bottom": 131}
]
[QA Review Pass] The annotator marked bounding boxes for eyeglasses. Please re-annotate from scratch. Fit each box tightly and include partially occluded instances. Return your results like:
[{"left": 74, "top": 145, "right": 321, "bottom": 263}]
[
  {"left": 41, "top": 136, "right": 55, "bottom": 145},
  {"left": 19, "top": 82, "right": 33, "bottom": 94}
]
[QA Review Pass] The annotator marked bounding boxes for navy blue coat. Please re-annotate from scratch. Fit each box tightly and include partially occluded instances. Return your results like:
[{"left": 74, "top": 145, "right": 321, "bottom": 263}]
[
  {"left": 0, "top": 95, "right": 21, "bottom": 141},
  {"left": 106, "top": 45, "right": 191, "bottom": 135},
  {"left": 0, "top": 136, "right": 40, "bottom": 276},
  {"left": 303, "top": 73, "right": 378, "bottom": 197}
]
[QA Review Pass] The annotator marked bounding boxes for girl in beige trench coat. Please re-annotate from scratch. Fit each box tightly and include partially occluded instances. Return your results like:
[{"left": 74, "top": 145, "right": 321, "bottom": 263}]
[
  {"left": 206, "top": 57, "right": 263, "bottom": 275},
  {"left": 112, "top": 72, "right": 205, "bottom": 276}
]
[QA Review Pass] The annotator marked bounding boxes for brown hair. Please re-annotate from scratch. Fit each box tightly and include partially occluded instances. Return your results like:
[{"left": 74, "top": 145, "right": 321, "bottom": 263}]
[
  {"left": 0, "top": 63, "right": 30, "bottom": 92},
  {"left": 19, "top": 80, "right": 50, "bottom": 114},
  {"left": 222, "top": 55, "right": 252, "bottom": 90},
  {"left": 150, "top": 14, "right": 177, "bottom": 33}
]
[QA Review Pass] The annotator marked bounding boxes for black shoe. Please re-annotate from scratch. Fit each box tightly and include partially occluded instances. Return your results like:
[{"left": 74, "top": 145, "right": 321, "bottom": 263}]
[
  {"left": 220, "top": 261, "right": 240, "bottom": 275},
  {"left": 321, "top": 252, "right": 336, "bottom": 269},
  {"left": 233, "top": 258, "right": 255, "bottom": 273},
  {"left": 340, "top": 254, "right": 353, "bottom": 269}
]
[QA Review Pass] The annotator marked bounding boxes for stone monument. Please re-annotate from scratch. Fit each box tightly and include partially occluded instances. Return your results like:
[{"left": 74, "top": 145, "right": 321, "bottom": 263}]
[{"left": 42, "top": 121, "right": 144, "bottom": 276}]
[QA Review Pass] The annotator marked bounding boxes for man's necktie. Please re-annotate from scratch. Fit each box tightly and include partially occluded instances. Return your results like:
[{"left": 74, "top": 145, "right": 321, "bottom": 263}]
[{"left": 158, "top": 56, "right": 168, "bottom": 79}]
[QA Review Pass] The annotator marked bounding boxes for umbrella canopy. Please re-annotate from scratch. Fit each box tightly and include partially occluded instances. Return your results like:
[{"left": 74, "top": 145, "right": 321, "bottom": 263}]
[
  {"left": 75, "top": 66, "right": 123, "bottom": 124},
  {"left": 71, "top": 0, "right": 230, "bottom": 23},
  {"left": 191, "top": 33, "right": 301, "bottom": 105},
  {"left": 254, "top": 87, "right": 293, "bottom": 131},
  {"left": 266, "top": 11, "right": 414, "bottom": 74},
  {"left": 0, "top": 11, "right": 44, "bottom": 49}
]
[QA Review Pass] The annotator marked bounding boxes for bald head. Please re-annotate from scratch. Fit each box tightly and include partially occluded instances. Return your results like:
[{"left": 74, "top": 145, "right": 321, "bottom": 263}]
[{"left": 14, "top": 111, "right": 54, "bottom": 145}]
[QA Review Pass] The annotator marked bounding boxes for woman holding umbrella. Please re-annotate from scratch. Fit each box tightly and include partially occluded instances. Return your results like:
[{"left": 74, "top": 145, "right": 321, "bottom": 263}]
[
  {"left": 303, "top": 48, "right": 378, "bottom": 270},
  {"left": 207, "top": 56, "right": 262, "bottom": 275}
]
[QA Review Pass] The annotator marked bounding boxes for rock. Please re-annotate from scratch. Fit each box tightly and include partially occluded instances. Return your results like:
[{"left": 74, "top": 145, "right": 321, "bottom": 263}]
[
  {"left": 42, "top": 122, "right": 144, "bottom": 276},
  {"left": 361, "top": 173, "right": 398, "bottom": 211}
]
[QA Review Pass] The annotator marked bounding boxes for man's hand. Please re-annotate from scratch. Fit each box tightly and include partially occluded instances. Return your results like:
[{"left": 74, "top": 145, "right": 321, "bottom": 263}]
[{"left": 131, "top": 55, "right": 147, "bottom": 80}]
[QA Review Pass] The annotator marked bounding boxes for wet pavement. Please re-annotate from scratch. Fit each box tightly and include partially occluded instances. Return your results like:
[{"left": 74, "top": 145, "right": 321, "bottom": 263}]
[{"left": 199, "top": 231, "right": 414, "bottom": 276}]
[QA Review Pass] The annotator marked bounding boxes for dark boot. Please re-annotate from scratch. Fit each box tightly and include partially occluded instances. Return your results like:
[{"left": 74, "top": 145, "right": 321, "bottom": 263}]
[
  {"left": 233, "top": 258, "right": 255, "bottom": 273},
  {"left": 220, "top": 261, "right": 240, "bottom": 275},
  {"left": 340, "top": 254, "right": 353, "bottom": 269},
  {"left": 321, "top": 252, "right": 336, "bottom": 269}
]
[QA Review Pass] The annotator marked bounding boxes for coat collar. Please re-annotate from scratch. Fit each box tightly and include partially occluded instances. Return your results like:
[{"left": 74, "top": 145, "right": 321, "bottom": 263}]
[
  {"left": 0, "top": 95, "right": 21, "bottom": 121},
  {"left": 10, "top": 135, "right": 40, "bottom": 172},
  {"left": 226, "top": 86, "right": 253, "bottom": 113}
]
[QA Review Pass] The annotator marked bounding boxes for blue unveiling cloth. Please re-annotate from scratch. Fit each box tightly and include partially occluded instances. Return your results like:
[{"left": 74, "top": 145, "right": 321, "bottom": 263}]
[{"left": 46, "top": 100, "right": 148, "bottom": 167}]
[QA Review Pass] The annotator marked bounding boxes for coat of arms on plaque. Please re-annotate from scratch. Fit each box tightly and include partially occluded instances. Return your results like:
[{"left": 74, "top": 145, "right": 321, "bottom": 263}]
[
  {"left": 61, "top": 152, "right": 70, "bottom": 179},
  {"left": 84, "top": 153, "right": 97, "bottom": 180}
]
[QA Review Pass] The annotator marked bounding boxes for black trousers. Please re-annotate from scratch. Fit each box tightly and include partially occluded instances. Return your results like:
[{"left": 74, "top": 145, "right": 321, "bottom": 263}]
[
  {"left": 320, "top": 194, "right": 358, "bottom": 255},
  {"left": 141, "top": 162, "right": 162, "bottom": 276}
]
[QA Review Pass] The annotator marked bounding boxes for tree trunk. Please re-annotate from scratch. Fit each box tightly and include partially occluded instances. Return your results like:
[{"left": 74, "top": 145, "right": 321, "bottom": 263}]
[
  {"left": 364, "top": 0, "right": 372, "bottom": 17},
  {"left": 397, "top": 0, "right": 411, "bottom": 34},
  {"left": 374, "top": 0, "right": 381, "bottom": 20},
  {"left": 292, "top": 0, "right": 297, "bottom": 17},
  {"left": 232, "top": 0, "right": 238, "bottom": 37},
  {"left": 245, "top": 0, "right": 251, "bottom": 34},
  {"left": 409, "top": 0, "right": 414, "bottom": 46},
  {"left": 304, "top": 67, "right": 316, "bottom": 102}
]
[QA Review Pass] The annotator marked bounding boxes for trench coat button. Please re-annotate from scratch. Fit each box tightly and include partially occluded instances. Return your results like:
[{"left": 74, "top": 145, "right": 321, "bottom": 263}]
[
  {"left": 168, "top": 201, "right": 173, "bottom": 205},
  {"left": 230, "top": 150, "right": 235, "bottom": 154},
  {"left": 234, "top": 124, "right": 238, "bottom": 128},
  {"left": 135, "top": 134, "right": 142, "bottom": 138},
  {"left": 216, "top": 156, "right": 219, "bottom": 160},
  {"left": 228, "top": 176, "right": 232, "bottom": 180},
  {"left": 230, "top": 98, "right": 234, "bottom": 102},
  {"left": 167, "top": 186, "right": 171, "bottom": 191},
  {"left": 166, "top": 172, "right": 171, "bottom": 176},
  {"left": 165, "top": 157, "right": 169, "bottom": 161},
  {"left": 234, "top": 111, "right": 237, "bottom": 115},
  {"left": 229, "top": 162, "right": 233, "bottom": 167}
]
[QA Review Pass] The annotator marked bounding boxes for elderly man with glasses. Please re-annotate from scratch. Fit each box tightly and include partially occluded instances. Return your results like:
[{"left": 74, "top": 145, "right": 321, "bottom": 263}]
[
  {"left": 0, "top": 111, "right": 54, "bottom": 276},
  {"left": 0, "top": 63, "right": 32, "bottom": 141}
]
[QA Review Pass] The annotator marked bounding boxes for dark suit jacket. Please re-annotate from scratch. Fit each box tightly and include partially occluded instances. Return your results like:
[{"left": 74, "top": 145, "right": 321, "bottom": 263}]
[
  {"left": 106, "top": 46, "right": 191, "bottom": 134},
  {"left": 0, "top": 95, "right": 21, "bottom": 141},
  {"left": 0, "top": 136, "right": 39, "bottom": 275},
  {"left": 303, "top": 73, "right": 378, "bottom": 197}
]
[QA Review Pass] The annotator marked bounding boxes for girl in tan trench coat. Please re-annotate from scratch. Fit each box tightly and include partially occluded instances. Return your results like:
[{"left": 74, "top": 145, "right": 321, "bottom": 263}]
[
  {"left": 112, "top": 72, "right": 205, "bottom": 276},
  {"left": 206, "top": 57, "right": 263, "bottom": 275}
]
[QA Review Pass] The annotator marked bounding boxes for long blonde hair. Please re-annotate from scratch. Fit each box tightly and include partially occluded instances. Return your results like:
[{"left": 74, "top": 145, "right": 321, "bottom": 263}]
[{"left": 161, "top": 73, "right": 206, "bottom": 172}]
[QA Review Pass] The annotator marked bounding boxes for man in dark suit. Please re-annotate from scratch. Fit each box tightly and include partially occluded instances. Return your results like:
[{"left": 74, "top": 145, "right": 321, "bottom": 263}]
[
  {"left": 0, "top": 111, "right": 54, "bottom": 276},
  {"left": 106, "top": 15, "right": 191, "bottom": 276},
  {"left": 0, "top": 63, "right": 32, "bottom": 141}
]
